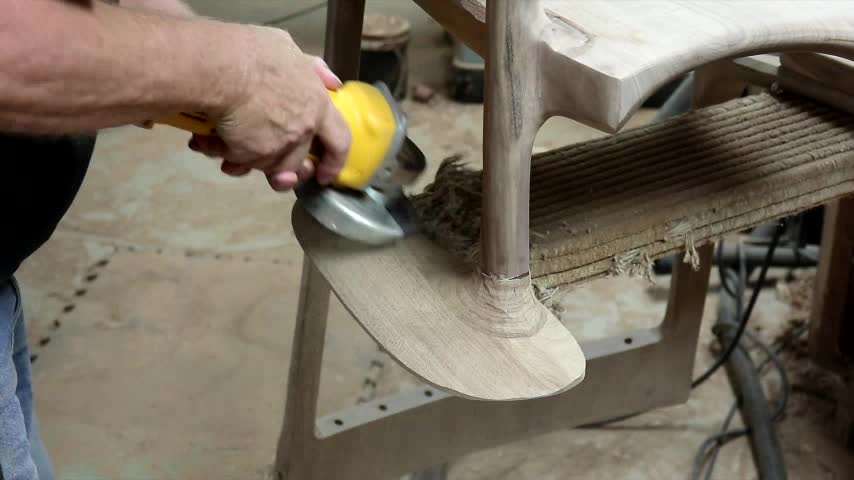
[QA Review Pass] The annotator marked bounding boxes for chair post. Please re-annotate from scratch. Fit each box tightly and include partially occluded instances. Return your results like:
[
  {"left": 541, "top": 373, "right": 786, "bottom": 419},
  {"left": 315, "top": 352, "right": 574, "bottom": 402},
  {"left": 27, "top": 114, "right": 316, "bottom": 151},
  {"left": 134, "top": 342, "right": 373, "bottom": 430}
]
[
  {"left": 274, "top": 260, "right": 331, "bottom": 479},
  {"left": 275, "top": 2, "right": 366, "bottom": 477},
  {"left": 480, "top": 0, "right": 544, "bottom": 280}
]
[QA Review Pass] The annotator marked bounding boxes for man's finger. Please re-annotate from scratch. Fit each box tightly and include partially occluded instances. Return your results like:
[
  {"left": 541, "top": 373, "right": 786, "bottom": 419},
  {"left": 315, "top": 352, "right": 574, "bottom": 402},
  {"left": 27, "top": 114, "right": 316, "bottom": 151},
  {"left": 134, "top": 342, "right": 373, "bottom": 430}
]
[
  {"left": 296, "top": 157, "right": 315, "bottom": 183},
  {"left": 267, "top": 170, "right": 299, "bottom": 192},
  {"left": 221, "top": 160, "right": 252, "bottom": 177},
  {"left": 314, "top": 107, "right": 351, "bottom": 185},
  {"left": 270, "top": 137, "right": 313, "bottom": 177},
  {"left": 311, "top": 56, "right": 342, "bottom": 90},
  {"left": 189, "top": 135, "right": 228, "bottom": 158}
]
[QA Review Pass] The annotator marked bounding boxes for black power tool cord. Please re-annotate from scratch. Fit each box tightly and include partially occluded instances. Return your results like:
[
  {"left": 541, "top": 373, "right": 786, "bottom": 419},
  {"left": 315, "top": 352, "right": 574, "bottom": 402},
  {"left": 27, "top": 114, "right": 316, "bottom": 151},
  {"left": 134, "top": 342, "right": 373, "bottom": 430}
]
[
  {"left": 691, "top": 223, "right": 785, "bottom": 389},
  {"left": 691, "top": 223, "right": 789, "bottom": 480}
]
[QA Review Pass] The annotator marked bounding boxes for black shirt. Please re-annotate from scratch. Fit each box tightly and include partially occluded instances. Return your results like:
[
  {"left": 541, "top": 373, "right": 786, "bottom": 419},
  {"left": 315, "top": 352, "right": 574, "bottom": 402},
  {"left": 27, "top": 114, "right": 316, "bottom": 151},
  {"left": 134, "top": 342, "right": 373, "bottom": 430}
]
[{"left": 1, "top": 132, "right": 95, "bottom": 280}]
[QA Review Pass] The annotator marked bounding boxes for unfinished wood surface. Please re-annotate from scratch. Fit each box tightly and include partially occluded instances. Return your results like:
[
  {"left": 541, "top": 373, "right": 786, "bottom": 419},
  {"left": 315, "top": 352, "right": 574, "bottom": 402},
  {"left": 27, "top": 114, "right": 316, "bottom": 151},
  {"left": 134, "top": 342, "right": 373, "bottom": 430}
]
[
  {"left": 278, "top": 246, "right": 713, "bottom": 479},
  {"left": 275, "top": 261, "right": 332, "bottom": 480},
  {"left": 481, "top": 0, "right": 542, "bottom": 279},
  {"left": 809, "top": 196, "right": 854, "bottom": 369},
  {"left": 292, "top": 206, "right": 585, "bottom": 401},
  {"left": 778, "top": 68, "right": 854, "bottom": 117},
  {"left": 730, "top": 54, "right": 854, "bottom": 116},
  {"left": 692, "top": 61, "right": 748, "bottom": 108},
  {"left": 413, "top": 0, "right": 854, "bottom": 132},
  {"left": 781, "top": 52, "right": 854, "bottom": 97},
  {"left": 415, "top": 93, "right": 854, "bottom": 289}
]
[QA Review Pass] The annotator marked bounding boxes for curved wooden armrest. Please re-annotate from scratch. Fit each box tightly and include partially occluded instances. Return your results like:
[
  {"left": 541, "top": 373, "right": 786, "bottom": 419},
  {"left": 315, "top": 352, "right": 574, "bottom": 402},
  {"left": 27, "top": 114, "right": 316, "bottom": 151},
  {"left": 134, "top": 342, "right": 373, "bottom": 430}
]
[{"left": 415, "top": 0, "right": 854, "bottom": 131}]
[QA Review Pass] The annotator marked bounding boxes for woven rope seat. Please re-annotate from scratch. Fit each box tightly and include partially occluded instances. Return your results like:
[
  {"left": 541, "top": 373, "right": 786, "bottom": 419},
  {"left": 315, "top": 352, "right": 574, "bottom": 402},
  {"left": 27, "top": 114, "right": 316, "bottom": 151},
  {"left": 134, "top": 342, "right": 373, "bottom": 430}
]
[{"left": 414, "top": 92, "right": 854, "bottom": 290}]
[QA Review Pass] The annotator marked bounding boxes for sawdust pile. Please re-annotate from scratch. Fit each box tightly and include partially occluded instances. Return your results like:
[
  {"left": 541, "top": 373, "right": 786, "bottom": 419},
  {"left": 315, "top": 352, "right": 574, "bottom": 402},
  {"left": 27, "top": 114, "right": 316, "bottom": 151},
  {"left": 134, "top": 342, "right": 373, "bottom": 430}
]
[{"left": 775, "top": 272, "right": 849, "bottom": 416}]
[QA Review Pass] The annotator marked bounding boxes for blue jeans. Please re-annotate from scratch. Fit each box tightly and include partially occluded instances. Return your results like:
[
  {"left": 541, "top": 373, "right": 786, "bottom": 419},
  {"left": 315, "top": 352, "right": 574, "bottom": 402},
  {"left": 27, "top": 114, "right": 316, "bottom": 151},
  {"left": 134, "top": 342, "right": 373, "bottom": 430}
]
[{"left": 0, "top": 278, "right": 53, "bottom": 480}]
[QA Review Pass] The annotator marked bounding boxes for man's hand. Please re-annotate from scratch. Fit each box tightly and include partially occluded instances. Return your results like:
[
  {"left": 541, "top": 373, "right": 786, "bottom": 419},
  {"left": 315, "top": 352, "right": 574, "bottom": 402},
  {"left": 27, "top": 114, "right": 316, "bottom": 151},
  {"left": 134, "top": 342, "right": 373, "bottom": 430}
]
[
  {"left": 115, "top": 3, "right": 348, "bottom": 191},
  {"left": 0, "top": 1, "right": 351, "bottom": 191},
  {"left": 188, "top": 27, "right": 351, "bottom": 192},
  {"left": 119, "top": 0, "right": 195, "bottom": 18}
]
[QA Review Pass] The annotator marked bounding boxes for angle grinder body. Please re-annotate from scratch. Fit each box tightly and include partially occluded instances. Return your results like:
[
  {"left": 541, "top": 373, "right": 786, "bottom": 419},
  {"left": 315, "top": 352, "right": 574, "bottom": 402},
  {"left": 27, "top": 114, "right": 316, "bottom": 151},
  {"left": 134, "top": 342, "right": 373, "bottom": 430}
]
[{"left": 150, "top": 81, "right": 425, "bottom": 245}]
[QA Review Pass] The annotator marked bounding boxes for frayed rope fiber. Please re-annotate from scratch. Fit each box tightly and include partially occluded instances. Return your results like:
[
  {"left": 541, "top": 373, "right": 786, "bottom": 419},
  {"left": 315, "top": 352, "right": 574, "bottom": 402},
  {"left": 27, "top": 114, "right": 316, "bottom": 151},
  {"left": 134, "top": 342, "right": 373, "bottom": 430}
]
[
  {"left": 410, "top": 156, "right": 483, "bottom": 264},
  {"left": 411, "top": 92, "right": 854, "bottom": 289}
]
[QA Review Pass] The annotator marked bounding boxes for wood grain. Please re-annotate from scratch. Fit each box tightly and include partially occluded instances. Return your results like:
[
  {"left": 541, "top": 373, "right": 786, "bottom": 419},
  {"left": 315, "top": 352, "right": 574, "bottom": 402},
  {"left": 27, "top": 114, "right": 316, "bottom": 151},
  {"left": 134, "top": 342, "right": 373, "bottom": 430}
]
[
  {"left": 414, "top": 0, "right": 854, "bottom": 132},
  {"left": 781, "top": 52, "right": 854, "bottom": 97},
  {"left": 278, "top": 246, "right": 713, "bottom": 479},
  {"left": 292, "top": 206, "right": 585, "bottom": 401},
  {"left": 481, "top": 0, "right": 543, "bottom": 279},
  {"left": 412, "top": 0, "right": 485, "bottom": 54},
  {"left": 275, "top": 261, "right": 332, "bottom": 479},
  {"left": 778, "top": 68, "right": 854, "bottom": 117}
]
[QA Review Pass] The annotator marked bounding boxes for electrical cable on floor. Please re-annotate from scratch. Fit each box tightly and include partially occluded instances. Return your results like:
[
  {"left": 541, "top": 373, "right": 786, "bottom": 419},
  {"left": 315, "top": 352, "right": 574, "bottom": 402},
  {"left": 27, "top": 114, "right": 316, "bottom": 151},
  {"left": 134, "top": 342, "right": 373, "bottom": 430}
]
[
  {"left": 576, "top": 411, "right": 644, "bottom": 429},
  {"left": 691, "top": 332, "right": 791, "bottom": 479},
  {"left": 744, "top": 328, "right": 790, "bottom": 422},
  {"left": 717, "top": 240, "right": 740, "bottom": 299},
  {"left": 693, "top": 401, "right": 742, "bottom": 480},
  {"left": 691, "top": 226, "right": 793, "bottom": 479},
  {"left": 691, "top": 223, "right": 785, "bottom": 389},
  {"left": 692, "top": 328, "right": 791, "bottom": 480},
  {"left": 583, "top": 222, "right": 793, "bottom": 477}
]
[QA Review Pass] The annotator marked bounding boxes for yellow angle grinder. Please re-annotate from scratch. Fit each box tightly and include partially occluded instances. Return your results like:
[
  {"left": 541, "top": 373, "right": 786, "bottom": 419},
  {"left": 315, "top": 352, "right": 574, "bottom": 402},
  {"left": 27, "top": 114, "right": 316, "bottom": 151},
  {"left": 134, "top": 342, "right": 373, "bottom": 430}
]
[{"left": 149, "top": 81, "right": 425, "bottom": 245}]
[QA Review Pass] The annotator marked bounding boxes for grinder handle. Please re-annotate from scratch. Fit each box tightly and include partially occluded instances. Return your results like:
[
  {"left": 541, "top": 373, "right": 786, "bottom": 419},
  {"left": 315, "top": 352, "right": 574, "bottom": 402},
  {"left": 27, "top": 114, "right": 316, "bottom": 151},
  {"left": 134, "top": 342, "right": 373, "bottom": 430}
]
[
  {"left": 145, "top": 81, "right": 399, "bottom": 191},
  {"left": 147, "top": 112, "right": 322, "bottom": 163}
]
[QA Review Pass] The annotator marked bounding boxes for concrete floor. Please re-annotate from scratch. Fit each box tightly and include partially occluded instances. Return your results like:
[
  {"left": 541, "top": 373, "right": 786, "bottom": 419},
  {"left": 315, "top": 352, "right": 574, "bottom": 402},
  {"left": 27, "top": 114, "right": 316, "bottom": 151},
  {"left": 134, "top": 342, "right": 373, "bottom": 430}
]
[{"left": 13, "top": 2, "right": 853, "bottom": 479}]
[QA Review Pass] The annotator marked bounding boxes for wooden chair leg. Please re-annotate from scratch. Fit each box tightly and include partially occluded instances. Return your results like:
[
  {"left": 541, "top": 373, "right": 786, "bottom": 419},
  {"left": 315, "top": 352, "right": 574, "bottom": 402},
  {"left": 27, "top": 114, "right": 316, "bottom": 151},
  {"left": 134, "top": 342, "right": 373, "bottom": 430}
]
[
  {"left": 322, "top": 0, "right": 366, "bottom": 80},
  {"left": 692, "top": 61, "right": 749, "bottom": 108},
  {"left": 655, "top": 63, "right": 748, "bottom": 389},
  {"left": 660, "top": 244, "right": 714, "bottom": 394},
  {"left": 274, "top": 260, "right": 331, "bottom": 479},
  {"left": 425, "top": 0, "right": 586, "bottom": 395},
  {"left": 481, "top": 0, "right": 543, "bottom": 280},
  {"left": 275, "top": 3, "right": 365, "bottom": 478},
  {"left": 809, "top": 196, "right": 854, "bottom": 368}
]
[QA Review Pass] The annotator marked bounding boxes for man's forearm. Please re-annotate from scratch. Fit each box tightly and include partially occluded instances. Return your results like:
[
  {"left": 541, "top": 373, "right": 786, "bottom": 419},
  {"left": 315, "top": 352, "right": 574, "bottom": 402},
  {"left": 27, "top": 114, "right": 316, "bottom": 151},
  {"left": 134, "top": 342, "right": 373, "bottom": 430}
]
[{"left": 0, "top": 0, "right": 246, "bottom": 134}]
